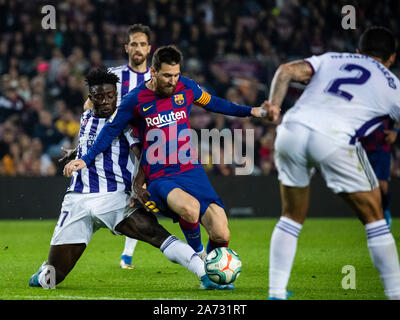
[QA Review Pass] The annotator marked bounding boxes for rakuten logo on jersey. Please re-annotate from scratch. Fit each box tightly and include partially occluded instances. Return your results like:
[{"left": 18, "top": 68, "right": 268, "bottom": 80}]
[{"left": 145, "top": 110, "right": 187, "bottom": 128}]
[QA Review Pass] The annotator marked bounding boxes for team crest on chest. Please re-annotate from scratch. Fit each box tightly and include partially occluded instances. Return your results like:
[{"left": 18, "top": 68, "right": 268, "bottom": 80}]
[{"left": 174, "top": 94, "right": 185, "bottom": 105}]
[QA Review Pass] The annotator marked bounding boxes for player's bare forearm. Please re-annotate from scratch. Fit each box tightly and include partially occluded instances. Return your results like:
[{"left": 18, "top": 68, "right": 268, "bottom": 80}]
[{"left": 269, "top": 60, "right": 314, "bottom": 107}]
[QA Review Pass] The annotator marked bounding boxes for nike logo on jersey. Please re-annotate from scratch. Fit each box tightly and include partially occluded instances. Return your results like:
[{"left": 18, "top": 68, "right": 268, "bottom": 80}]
[{"left": 143, "top": 105, "right": 153, "bottom": 112}]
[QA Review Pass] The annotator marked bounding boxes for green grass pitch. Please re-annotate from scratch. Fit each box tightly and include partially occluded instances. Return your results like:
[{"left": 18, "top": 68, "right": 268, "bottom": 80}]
[{"left": 0, "top": 218, "right": 398, "bottom": 300}]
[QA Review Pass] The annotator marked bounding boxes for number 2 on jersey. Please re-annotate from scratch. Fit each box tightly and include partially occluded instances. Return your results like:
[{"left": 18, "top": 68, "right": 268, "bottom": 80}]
[{"left": 325, "top": 64, "right": 371, "bottom": 101}]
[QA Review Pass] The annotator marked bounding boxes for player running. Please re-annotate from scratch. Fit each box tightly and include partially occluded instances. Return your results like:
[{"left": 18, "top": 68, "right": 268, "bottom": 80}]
[
  {"left": 29, "top": 68, "right": 233, "bottom": 290},
  {"left": 262, "top": 26, "right": 400, "bottom": 300},
  {"left": 64, "top": 45, "right": 277, "bottom": 262}
]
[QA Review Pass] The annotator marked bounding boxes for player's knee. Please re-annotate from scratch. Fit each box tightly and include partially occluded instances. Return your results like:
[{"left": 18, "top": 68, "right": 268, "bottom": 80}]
[{"left": 180, "top": 199, "right": 200, "bottom": 224}]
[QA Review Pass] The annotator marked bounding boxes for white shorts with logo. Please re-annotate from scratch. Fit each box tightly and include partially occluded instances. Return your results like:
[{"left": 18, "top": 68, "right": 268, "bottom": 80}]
[
  {"left": 274, "top": 122, "right": 378, "bottom": 194},
  {"left": 50, "top": 191, "right": 135, "bottom": 246}
]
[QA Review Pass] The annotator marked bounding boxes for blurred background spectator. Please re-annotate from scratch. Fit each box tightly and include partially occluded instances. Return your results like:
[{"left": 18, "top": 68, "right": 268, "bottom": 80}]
[{"left": 0, "top": 0, "right": 399, "bottom": 176}]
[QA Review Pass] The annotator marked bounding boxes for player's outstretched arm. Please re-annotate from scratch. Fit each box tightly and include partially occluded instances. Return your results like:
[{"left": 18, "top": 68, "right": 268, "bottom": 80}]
[
  {"left": 269, "top": 59, "right": 314, "bottom": 108},
  {"left": 189, "top": 78, "right": 276, "bottom": 120}
]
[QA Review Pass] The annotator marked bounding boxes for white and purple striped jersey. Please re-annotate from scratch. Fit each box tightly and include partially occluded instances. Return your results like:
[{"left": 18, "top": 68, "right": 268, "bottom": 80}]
[
  {"left": 282, "top": 52, "right": 400, "bottom": 146},
  {"left": 108, "top": 65, "right": 151, "bottom": 105},
  {"left": 68, "top": 109, "right": 139, "bottom": 193}
]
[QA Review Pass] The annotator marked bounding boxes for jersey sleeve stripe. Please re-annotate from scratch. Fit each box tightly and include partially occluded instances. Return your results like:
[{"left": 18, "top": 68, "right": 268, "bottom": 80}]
[
  {"left": 194, "top": 91, "right": 211, "bottom": 106},
  {"left": 304, "top": 59, "right": 315, "bottom": 75}
]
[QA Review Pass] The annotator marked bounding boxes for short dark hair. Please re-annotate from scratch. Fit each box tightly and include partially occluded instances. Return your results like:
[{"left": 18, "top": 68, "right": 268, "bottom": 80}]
[
  {"left": 152, "top": 45, "right": 183, "bottom": 71},
  {"left": 358, "top": 26, "right": 397, "bottom": 62},
  {"left": 85, "top": 68, "right": 119, "bottom": 89},
  {"left": 125, "top": 24, "right": 151, "bottom": 44}
]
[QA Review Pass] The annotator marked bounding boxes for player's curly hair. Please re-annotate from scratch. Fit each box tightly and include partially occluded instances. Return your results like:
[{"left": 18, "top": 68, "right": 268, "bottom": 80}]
[{"left": 85, "top": 68, "right": 120, "bottom": 88}]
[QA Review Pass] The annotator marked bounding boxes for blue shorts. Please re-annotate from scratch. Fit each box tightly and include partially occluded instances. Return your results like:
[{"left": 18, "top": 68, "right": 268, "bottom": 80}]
[
  {"left": 147, "top": 166, "right": 225, "bottom": 222},
  {"left": 366, "top": 150, "right": 391, "bottom": 181}
]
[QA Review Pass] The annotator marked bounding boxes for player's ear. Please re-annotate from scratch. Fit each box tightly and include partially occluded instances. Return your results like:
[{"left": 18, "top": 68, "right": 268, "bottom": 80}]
[
  {"left": 150, "top": 66, "right": 157, "bottom": 76},
  {"left": 125, "top": 44, "right": 129, "bottom": 54},
  {"left": 388, "top": 52, "right": 396, "bottom": 67},
  {"left": 382, "top": 52, "right": 397, "bottom": 69}
]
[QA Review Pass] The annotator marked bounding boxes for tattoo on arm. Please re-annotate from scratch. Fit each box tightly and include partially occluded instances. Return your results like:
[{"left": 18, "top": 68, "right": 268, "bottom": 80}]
[{"left": 269, "top": 60, "right": 313, "bottom": 107}]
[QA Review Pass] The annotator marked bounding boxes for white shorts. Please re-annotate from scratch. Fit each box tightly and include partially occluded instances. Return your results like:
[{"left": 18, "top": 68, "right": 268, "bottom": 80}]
[
  {"left": 274, "top": 122, "right": 378, "bottom": 194},
  {"left": 50, "top": 191, "right": 135, "bottom": 246}
]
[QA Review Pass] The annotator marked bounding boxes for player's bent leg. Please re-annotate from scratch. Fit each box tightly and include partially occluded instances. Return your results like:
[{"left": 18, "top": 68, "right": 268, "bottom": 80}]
[
  {"left": 48, "top": 244, "right": 86, "bottom": 284},
  {"left": 29, "top": 243, "right": 86, "bottom": 288},
  {"left": 166, "top": 188, "right": 200, "bottom": 224},
  {"left": 340, "top": 188, "right": 400, "bottom": 300},
  {"left": 280, "top": 184, "right": 310, "bottom": 224},
  {"left": 160, "top": 235, "right": 234, "bottom": 290},
  {"left": 116, "top": 208, "right": 233, "bottom": 290},
  {"left": 268, "top": 183, "right": 310, "bottom": 300},
  {"left": 179, "top": 217, "right": 205, "bottom": 259},
  {"left": 115, "top": 208, "right": 170, "bottom": 248},
  {"left": 339, "top": 187, "right": 383, "bottom": 224},
  {"left": 201, "top": 203, "right": 230, "bottom": 253},
  {"left": 378, "top": 180, "right": 392, "bottom": 228}
]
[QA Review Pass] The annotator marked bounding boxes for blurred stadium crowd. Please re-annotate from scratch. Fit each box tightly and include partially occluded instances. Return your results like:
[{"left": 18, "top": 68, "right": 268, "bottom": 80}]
[{"left": 0, "top": 0, "right": 399, "bottom": 177}]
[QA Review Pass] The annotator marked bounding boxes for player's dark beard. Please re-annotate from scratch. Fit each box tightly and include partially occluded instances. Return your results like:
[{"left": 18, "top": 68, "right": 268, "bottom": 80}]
[
  {"left": 132, "top": 53, "right": 145, "bottom": 66},
  {"left": 156, "top": 84, "right": 176, "bottom": 98}
]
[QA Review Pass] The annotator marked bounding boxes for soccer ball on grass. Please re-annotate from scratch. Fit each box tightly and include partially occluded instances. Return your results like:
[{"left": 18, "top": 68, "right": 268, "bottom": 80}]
[{"left": 205, "top": 247, "right": 242, "bottom": 284}]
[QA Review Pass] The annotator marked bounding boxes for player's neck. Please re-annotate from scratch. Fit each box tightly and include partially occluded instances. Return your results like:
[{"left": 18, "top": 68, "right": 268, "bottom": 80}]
[
  {"left": 357, "top": 51, "right": 392, "bottom": 69},
  {"left": 128, "top": 61, "right": 148, "bottom": 73},
  {"left": 145, "top": 78, "right": 156, "bottom": 92}
]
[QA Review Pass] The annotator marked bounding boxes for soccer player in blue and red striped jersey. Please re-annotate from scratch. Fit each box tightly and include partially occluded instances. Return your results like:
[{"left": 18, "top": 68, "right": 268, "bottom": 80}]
[
  {"left": 65, "top": 45, "right": 278, "bottom": 262},
  {"left": 31, "top": 68, "right": 231, "bottom": 290},
  {"left": 360, "top": 119, "right": 399, "bottom": 228}
]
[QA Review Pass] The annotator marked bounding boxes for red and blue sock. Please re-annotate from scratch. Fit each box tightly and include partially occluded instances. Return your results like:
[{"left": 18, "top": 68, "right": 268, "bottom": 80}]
[{"left": 179, "top": 218, "right": 204, "bottom": 253}]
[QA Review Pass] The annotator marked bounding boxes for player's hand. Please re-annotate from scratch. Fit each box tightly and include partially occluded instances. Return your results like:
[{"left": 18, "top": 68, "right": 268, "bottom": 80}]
[
  {"left": 259, "top": 100, "right": 280, "bottom": 122},
  {"left": 250, "top": 107, "right": 266, "bottom": 119},
  {"left": 131, "top": 184, "right": 151, "bottom": 210},
  {"left": 83, "top": 98, "right": 93, "bottom": 111},
  {"left": 63, "top": 159, "right": 87, "bottom": 177},
  {"left": 384, "top": 129, "right": 398, "bottom": 144},
  {"left": 58, "top": 146, "right": 77, "bottom": 164}
]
